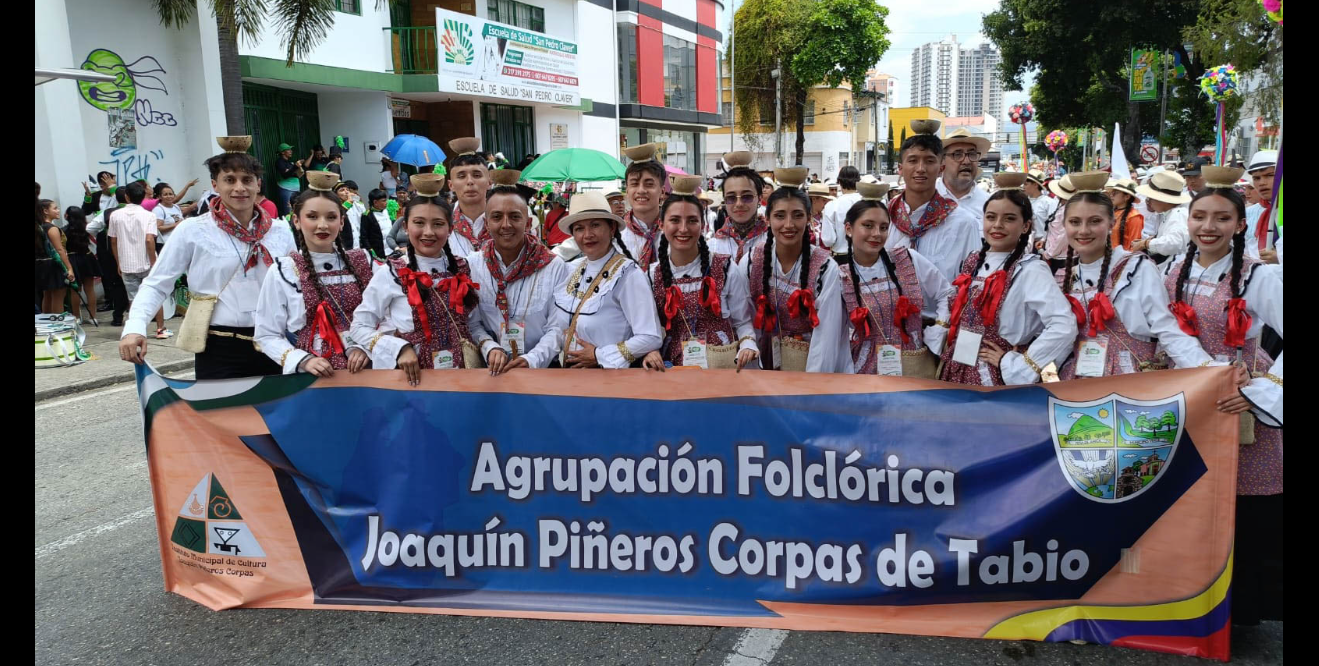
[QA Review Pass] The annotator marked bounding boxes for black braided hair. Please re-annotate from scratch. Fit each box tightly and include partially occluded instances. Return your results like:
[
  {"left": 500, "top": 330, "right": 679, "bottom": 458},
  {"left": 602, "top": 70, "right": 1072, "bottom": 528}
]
[
  {"left": 1115, "top": 205, "right": 1131, "bottom": 249},
  {"left": 658, "top": 233, "right": 674, "bottom": 289},
  {"left": 845, "top": 235, "right": 864, "bottom": 308},
  {"left": 878, "top": 248, "right": 903, "bottom": 298},
  {"left": 1001, "top": 231, "right": 1031, "bottom": 277},
  {"left": 290, "top": 188, "right": 347, "bottom": 309},
  {"left": 972, "top": 239, "right": 991, "bottom": 276},
  {"left": 1062, "top": 244, "right": 1077, "bottom": 294},
  {"left": 798, "top": 225, "right": 812, "bottom": 294},
  {"left": 760, "top": 226, "right": 775, "bottom": 309},
  {"left": 697, "top": 235, "right": 712, "bottom": 304},
  {"left": 609, "top": 220, "right": 636, "bottom": 262},
  {"left": 1229, "top": 227, "right": 1247, "bottom": 299},
  {"left": 335, "top": 234, "right": 366, "bottom": 292},
  {"left": 1187, "top": 186, "right": 1250, "bottom": 299},
  {"left": 1174, "top": 240, "right": 1197, "bottom": 304}
]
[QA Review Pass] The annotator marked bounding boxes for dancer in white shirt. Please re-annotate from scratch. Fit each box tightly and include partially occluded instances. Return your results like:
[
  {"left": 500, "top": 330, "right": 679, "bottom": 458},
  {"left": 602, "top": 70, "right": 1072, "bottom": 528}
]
[
  {"left": 710, "top": 151, "right": 770, "bottom": 263},
  {"left": 885, "top": 120, "right": 982, "bottom": 282},
  {"left": 446, "top": 137, "right": 492, "bottom": 257},
  {"left": 619, "top": 143, "right": 667, "bottom": 268}
]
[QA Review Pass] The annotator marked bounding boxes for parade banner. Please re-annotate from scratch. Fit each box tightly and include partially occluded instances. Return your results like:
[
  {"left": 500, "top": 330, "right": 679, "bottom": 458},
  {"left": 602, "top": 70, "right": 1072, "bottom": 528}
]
[
  {"left": 435, "top": 7, "right": 579, "bottom": 106},
  {"left": 137, "top": 366, "right": 1239, "bottom": 661},
  {"left": 1130, "top": 49, "right": 1159, "bottom": 102}
]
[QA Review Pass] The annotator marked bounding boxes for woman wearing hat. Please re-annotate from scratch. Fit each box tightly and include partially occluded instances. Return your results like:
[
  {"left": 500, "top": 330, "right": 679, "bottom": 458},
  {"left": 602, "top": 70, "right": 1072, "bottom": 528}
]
[
  {"left": 1104, "top": 178, "right": 1145, "bottom": 250},
  {"left": 641, "top": 177, "right": 758, "bottom": 370},
  {"left": 742, "top": 167, "right": 850, "bottom": 373},
  {"left": 938, "top": 173, "right": 1077, "bottom": 386},
  {"left": 447, "top": 137, "right": 492, "bottom": 257},
  {"left": 711, "top": 151, "right": 770, "bottom": 263},
  {"left": 1160, "top": 166, "right": 1282, "bottom": 626},
  {"left": 548, "top": 191, "right": 662, "bottom": 368},
  {"left": 470, "top": 173, "right": 570, "bottom": 374},
  {"left": 1040, "top": 174, "right": 1077, "bottom": 272},
  {"left": 620, "top": 144, "right": 668, "bottom": 267},
  {"left": 806, "top": 183, "right": 834, "bottom": 251},
  {"left": 1024, "top": 170, "right": 1057, "bottom": 248},
  {"left": 255, "top": 171, "right": 374, "bottom": 376},
  {"left": 1053, "top": 171, "right": 1209, "bottom": 380},
  {"left": 842, "top": 182, "right": 952, "bottom": 377},
  {"left": 1130, "top": 170, "right": 1191, "bottom": 264},
  {"left": 349, "top": 173, "right": 487, "bottom": 385}
]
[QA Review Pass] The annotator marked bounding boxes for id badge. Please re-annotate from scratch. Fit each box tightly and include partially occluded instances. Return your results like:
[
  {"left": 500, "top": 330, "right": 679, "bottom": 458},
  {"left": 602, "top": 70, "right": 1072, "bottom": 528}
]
[
  {"left": 771, "top": 336, "right": 783, "bottom": 370},
  {"left": 952, "top": 330, "right": 983, "bottom": 366},
  {"left": 682, "top": 338, "right": 708, "bottom": 369},
  {"left": 1075, "top": 336, "right": 1109, "bottom": 377},
  {"left": 433, "top": 350, "right": 456, "bottom": 369},
  {"left": 876, "top": 344, "right": 903, "bottom": 376},
  {"left": 502, "top": 321, "right": 527, "bottom": 355},
  {"left": 1117, "top": 350, "right": 1136, "bottom": 375}
]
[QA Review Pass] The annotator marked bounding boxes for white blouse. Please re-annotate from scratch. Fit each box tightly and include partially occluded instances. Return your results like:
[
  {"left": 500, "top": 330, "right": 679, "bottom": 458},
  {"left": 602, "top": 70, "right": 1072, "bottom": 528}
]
[
  {"left": 709, "top": 231, "right": 768, "bottom": 265},
  {"left": 549, "top": 249, "right": 663, "bottom": 368},
  {"left": 255, "top": 252, "right": 369, "bottom": 374},
  {"left": 1162, "top": 251, "right": 1283, "bottom": 426},
  {"left": 448, "top": 209, "right": 487, "bottom": 258},
  {"left": 347, "top": 254, "right": 489, "bottom": 369},
  {"left": 885, "top": 198, "right": 983, "bottom": 283},
  {"left": 847, "top": 248, "right": 954, "bottom": 356},
  {"left": 1062, "top": 248, "right": 1211, "bottom": 369},
  {"left": 737, "top": 248, "right": 852, "bottom": 374},
  {"left": 470, "top": 246, "right": 572, "bottom": 369},
  {"left": 122, "top": 212, "right": 296, "bottom": 339},
  {"left": 651, "top": 254, "right": 759, "bottom": 356},
  {"left": 969, "top": 251, "right": 1079, "bottom": 385}
]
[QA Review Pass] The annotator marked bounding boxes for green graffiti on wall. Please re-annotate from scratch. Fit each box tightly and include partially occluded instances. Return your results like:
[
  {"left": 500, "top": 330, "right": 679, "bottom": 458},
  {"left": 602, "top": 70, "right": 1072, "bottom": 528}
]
[{"left": 78, "top": 49, "right": 169, "bottom": 111}]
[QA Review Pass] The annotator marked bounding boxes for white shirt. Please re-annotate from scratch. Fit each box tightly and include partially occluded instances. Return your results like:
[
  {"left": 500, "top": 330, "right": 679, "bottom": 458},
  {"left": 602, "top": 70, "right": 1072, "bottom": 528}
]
[
  {"left": 153, "top": 204, "right": 184, "bottom": 244},
  {"left": 650, "top": 254, "right": 759, "bottom": 357},
  {"left": 343, "top": 206, "right": 364, "bottom": 249},
  {"left": 1146, "top": 206, "right": 1189, "bottom": 259},
  {"left": 846, "top": 249, "right": 954, "bottom": 358},
  {"left": 709, "top": 226, "right": 768, "bottom": 264},
  {"left": 99, "top": 193, "right": 115, "bottom": 212},
  {"left": 470, "top": 245, "right": 571, "bottom": 369},
  {"left": 1029, "top": 194, "right": 1059, "bottom": 244},
  {"left": 1061, "top": 247, "right": 1210, "bottom": 370},
  {"left": 108, "top": 204, "right": 158, "bottom": 273},
  {"left": 737, "top": 248, "right": 852, "bottom": 374},
  {"left": 1243, "top": 202, "right": 1274, "bottom": 261},
  {"left": 821, "top": 192, "right": 862, "bottom": 253},
  {"left": 255, "top": 252, "right": 369, "bottom": 374},
  {"left": 967, "top": 252, "right": 1079, "bottom": 385},
  {"left": 366, "top": 210, "right": 396, "bottom": 250},
  {"left": 380, "top": 170, "right": 399, "bottom": 191},
  {"left": 121, "top": 212, "right": 296, "bottom": 339},
  {"left": 549, "top": 249, "right": 663, "bottom": 368},
  {"left": 348, "top": 253, "right": 489, "bottom": 370},
  {"left": 885, "top": 195, "right": 983, "bottom": 283},
  {"left": 936, "top": 177, "right": 990, "bottom": 224},
  {"left": 1162, "top": 251, "right": 1283, "bottom": 426},
  {"left": 620, "top": 214, "right": 661, "bottom": 266},
  {"left": 448, "top": 210, "right": 486, "bottom": 257}
]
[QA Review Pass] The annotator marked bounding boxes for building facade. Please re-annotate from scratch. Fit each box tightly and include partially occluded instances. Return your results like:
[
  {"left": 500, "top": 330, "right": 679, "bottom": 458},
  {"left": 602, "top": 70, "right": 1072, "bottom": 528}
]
[
  {"left": 908, "top": 35, "right": 1004, "bottom": 121},
  {"left": 957, "top": 43, "right": 1003, "bottom": 121}
]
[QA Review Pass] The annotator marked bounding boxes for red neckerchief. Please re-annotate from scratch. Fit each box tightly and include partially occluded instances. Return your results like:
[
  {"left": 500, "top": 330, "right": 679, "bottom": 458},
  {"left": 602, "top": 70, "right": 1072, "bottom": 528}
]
[
  {"left": 1255, "top": 203, "right": 1272, "bottom": 250},
  {"left": 396, "top": 267, "right": 435, "bottom": 343},
  {"left": 714, "top": 217, "right": 768, "bottom": 263},
  {"left": 626, "top": 212, "right": 659, "bottom": 266},
  {"left": 453, "top": 207, "right": 481, "bottom": 245},
  {"left": 211, "top": 200, "right": 274, "bottom": 269},
  {"left": 482, "top": 236, "right": 555, "bottom": 321},
  {"left": 888, "top": 191, "right": 957, "bottom": 240}
]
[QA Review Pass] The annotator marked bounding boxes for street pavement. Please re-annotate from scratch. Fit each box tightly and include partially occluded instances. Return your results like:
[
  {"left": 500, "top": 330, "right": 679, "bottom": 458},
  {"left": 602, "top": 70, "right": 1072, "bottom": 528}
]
[
  {"left": 35, "top": 316, "right": 192, "bottom": 402},
  {"left": 35, "top": 375, "right": 1283, "bottom": 665}
]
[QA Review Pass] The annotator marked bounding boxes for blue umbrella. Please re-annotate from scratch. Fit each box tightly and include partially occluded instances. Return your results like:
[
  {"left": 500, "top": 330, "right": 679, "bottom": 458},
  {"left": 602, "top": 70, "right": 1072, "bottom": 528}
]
[{"left": 380, "top": 134, "right": 447, "bottom": 168}]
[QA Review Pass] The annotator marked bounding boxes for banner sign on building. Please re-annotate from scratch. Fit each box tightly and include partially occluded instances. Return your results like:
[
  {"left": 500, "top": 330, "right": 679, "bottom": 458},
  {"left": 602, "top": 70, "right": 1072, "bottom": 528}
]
[
  {"left": 435, "top": 8, "right": 579, "bottom": 106},
  {"left": 1130, "top": 49, "right": 1159, "bottom": 102},
  {"left": 137, "top": 366, "right": 1239, "bottom": 661},
  {"left": 389, "top": 98, "right": 412, "bottom": 119}
]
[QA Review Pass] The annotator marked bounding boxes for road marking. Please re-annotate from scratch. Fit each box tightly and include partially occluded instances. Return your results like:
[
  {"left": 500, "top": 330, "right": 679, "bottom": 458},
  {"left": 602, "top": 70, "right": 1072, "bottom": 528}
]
[
  {"left": 723, "top": 628, "right": 789, "bottom": 666},
  {"left": 35, "top": 507, "right": 155, "bottom": 559}
]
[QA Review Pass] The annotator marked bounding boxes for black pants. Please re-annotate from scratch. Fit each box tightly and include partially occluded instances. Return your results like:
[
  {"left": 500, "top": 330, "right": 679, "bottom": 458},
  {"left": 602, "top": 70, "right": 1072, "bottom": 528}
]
[
  {"left": 194, "top": 326, "right": 281, "bottom": 380},
  {"left": 1232, "top": 493, "right": 1283, "bottom": 625}
]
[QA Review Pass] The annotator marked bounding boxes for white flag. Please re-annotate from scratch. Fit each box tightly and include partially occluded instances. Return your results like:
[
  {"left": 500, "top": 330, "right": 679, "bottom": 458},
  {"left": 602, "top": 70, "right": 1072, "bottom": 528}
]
[{"left": 1111, "top": 122, "right": 1131, "bottom": 181}]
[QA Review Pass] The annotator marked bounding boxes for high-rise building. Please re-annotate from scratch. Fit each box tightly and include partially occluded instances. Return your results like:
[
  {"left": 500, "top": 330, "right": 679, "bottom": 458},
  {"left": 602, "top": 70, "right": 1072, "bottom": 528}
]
[
  {"left": 865, "top": 69, "right": 898, "bottom": 105},
  {"left": 909, "top": 36, "right": 1004, "bottom": 121}
]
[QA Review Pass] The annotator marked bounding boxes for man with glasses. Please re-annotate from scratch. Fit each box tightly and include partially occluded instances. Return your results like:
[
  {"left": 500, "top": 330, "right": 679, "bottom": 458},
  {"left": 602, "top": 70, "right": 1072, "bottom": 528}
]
[
  {"left": 935, "top": 129, "right": 991, "bottom": 224},
  {"left": 885, "top": 122, "right": 982, "bottom": 283}
]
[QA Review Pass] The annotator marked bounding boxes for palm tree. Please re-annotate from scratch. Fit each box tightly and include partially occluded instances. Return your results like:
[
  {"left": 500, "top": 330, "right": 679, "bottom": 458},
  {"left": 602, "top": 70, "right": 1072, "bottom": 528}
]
[{"left": 152, "top": 0, "right": 346, "bottom": 133}]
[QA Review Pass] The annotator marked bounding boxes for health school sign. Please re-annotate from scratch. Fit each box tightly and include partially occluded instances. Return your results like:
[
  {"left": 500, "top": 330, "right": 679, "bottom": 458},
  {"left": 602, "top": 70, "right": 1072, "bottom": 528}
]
[
  {"left": 435, "top": 7, "right": 579, "bottom": 106},
  {"left": 136, "top": 366, "right": 1240, "bottom": 660}
]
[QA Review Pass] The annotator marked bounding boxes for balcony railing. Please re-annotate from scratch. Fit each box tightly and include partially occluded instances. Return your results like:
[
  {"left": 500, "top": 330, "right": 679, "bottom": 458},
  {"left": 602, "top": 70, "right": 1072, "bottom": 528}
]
[{"left": 385, "top": 26, "right": 438, "bottom": 75}]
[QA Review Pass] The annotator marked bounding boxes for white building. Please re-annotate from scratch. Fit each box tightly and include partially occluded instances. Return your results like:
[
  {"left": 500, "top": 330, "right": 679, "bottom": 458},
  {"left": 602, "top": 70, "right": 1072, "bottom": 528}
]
[
  {"left": 958, "top": 43, "right": 1004, "bottom": 122},
  {"left": 908, "top": 35, "right": 1004, "bottom": 121}
]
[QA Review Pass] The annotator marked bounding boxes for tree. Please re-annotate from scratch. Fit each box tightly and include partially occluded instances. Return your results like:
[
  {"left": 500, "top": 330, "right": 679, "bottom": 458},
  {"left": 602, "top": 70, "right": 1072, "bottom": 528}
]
[
  {"left": 1136, "top": 414, "right": 1149, "bottom": 432},
  {"left": 154, "top": 0, "right": 345, "bottom": 134},
  {"left": 733, "top": 0, "right": 889, "bottom": 165},
  {"left": 1160, "top": 411, "right": 1176, "bottom": 432},
  {"left": 885, "top": 122, "right": 895, "bottom": 173}
]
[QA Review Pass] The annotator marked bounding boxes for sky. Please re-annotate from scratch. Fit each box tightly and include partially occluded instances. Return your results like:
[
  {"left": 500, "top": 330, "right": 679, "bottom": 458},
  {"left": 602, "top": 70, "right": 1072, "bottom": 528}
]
[{"left": 871, "top": 0, "right": 1033, "bottom": 112}]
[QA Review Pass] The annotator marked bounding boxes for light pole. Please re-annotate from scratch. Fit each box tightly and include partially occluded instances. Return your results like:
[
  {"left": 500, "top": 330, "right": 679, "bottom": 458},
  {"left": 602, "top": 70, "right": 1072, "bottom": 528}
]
[{"left": 772, "top": 63, "right": 782, "bottom": 166}]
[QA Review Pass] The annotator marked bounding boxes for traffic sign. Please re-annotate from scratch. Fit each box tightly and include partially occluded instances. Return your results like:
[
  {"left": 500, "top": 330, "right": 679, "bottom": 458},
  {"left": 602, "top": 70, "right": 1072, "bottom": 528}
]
[{"left": 1140, "top": 145, "right": 1160, "bottom": 164}]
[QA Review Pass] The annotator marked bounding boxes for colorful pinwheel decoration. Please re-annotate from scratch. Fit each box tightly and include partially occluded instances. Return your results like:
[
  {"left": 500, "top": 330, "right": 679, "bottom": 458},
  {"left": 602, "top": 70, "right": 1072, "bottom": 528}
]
[
  {"left": 1008, "top": 103, "right": 1035, "bottom": 172},
  {"left": 1260, "top": 0, "right": 1282, "bottom": 24},
  {"left": 1199, "top": 64, "right": 1239, "bottom": 166}
]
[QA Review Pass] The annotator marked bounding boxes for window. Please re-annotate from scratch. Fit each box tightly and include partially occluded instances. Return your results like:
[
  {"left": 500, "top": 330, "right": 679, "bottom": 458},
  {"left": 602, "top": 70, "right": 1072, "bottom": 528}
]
[
  {"left": 721, "top": 101, "right": 733, "bottom": 127},
  {"left": 335, "top": 0, "right": 360, "bottom": 14},
  {"left": 617, "top": 25, "right": 638, "bottom": 103},
  {"left": 663, "top": 35, "right": 696, "bottom": 111},
  {"left": 489, "top": 0, "right": 545, "bottom": 32},
  {"left": 843, "top": 101, "right": 850, "bottom": 126},
  {"left": 803, "top": 100, "right": 815, "bottom": 126}
]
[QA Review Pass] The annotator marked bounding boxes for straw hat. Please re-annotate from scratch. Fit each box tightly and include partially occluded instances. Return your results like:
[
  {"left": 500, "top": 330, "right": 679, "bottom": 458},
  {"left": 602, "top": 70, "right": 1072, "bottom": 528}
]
[
  {"left": 773, "top": 166, "right": 809, "bottom": 189},
  {"left": 449, "top": 137, "right": 481, "bottom": 156},
  {"left": 1067, "top": 170, "right": 1110, "bottom": 194},
  {"left": 305, "top": 171, "right": 339, "bottom": 192},
  {"left": 624, "top": 143, "right": 659, "bottom": 163},
  {"left": 217, "top": 136, "right": 252, "bottom": 153},
  {"left": 1106, "top": 178, "right": 1140, "bottom": 200},
  {"left": 722, "top": 151, "right": 754, "bottom": 170},
  {"left": 1026, "top": 169, "right": 1046, "bottom": 186},
  {"left": 910, "top": 119, "right": 941, "bottom": 135},
  {"left": 860, "top": 174, "right": 879, "bottom": 184},
  {"left": 489, "top": 169, "right": 522, "bottom": 186},
  {"left": 699, "top": 190, "right": 724, "bottom": 207},
  {"left": 1136, "top": 171, "right": 1192, "bottom": 205},
  {"left": 604, "top": 190, "right": 625, "bottom": 201},
  {"left": 943, "top": 128, "right": 991, "bottom": 155},
  {"left": 1246, "top": 150, "right": 1277, "bottom": 174},
  {"left": 856, "top": 181, "right": 890, "bottom": 201},
  {"left": 993, "top": 172, "right": 1029, "bottom": 191},
  {"left": 1047, "top": 174, "right": 1077, "bottom": 200},
  {"left": 409, "top": 173, "right": 446, "bottom": 197},
  {"left": 806, "top": 183, "right": 834, "bottom": 200},
  {"left": 557, "top": 191, "right": 625, "bottom": 234},
  {"left": 670, "top": 175, "right": 702, "bottom": 196},
  {"left": 1203, "top": 166, "right": 1245, "bottom": 189}
]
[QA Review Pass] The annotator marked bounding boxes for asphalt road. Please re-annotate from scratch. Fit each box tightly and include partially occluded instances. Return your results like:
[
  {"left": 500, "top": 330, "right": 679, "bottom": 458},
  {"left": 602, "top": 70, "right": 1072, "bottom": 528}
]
[{"left": 35, "top": 383, "right": 1283, "bottom": 665}]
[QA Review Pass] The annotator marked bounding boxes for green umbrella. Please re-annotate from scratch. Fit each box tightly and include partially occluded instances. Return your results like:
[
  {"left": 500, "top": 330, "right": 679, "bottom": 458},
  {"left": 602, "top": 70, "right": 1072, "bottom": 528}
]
[{"left": 521, "top": 148, "right": 626, "bottom": 182}]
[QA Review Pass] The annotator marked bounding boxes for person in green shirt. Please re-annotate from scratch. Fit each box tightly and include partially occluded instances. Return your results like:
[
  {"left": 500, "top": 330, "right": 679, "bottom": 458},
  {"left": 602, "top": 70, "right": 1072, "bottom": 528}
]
[{"left": 274, "top": 142, "right": 303, "bottom": 216}]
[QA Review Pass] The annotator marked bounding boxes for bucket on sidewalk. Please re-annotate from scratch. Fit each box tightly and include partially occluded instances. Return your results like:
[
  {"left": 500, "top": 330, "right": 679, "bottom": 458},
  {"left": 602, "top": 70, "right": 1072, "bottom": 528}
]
[{"left": 36, "top": 313, "right": 92, "bottom": 368}]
